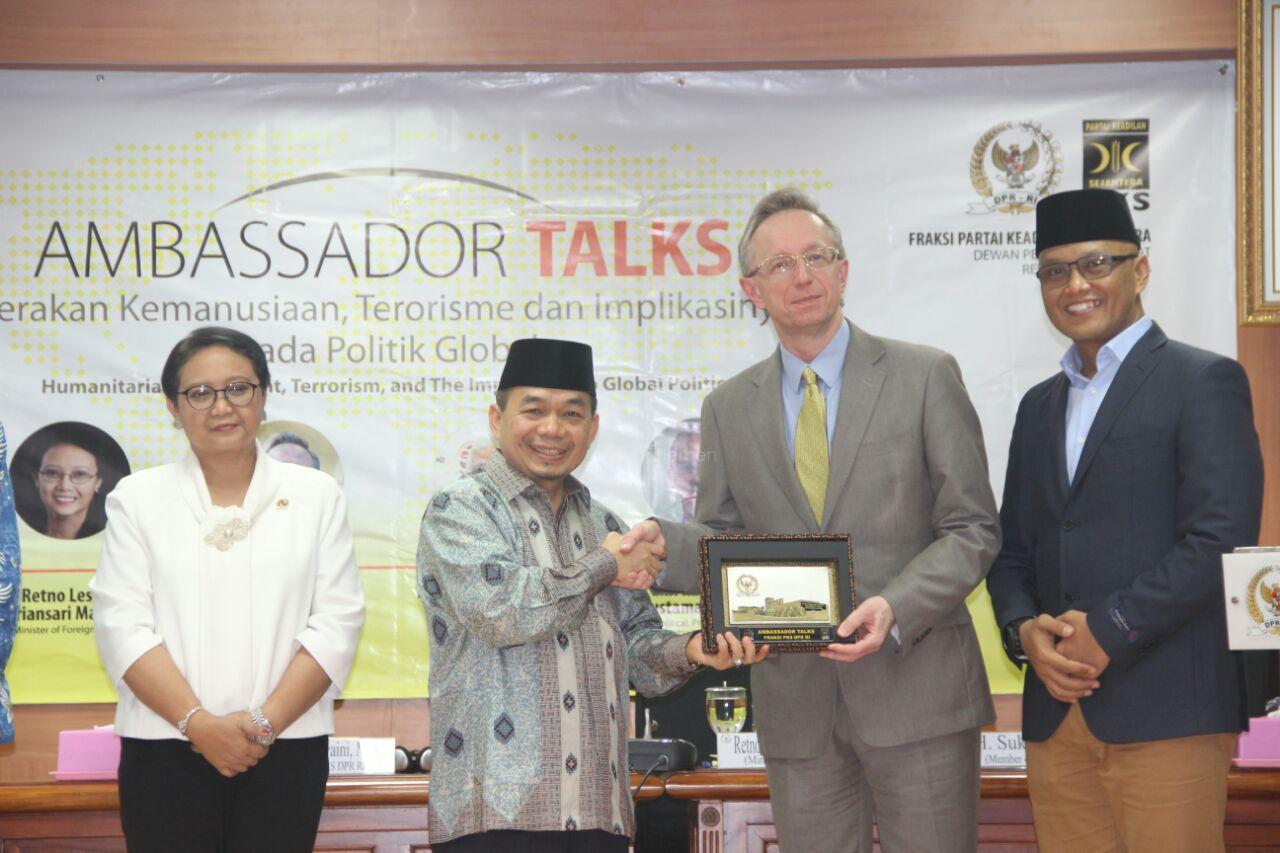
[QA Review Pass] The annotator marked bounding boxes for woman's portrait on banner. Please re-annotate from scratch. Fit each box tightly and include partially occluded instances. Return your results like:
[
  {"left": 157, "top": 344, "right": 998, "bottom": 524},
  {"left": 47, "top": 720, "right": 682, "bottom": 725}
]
[{"left": 11, "top": 422, "right": 130, "bottom": 541}]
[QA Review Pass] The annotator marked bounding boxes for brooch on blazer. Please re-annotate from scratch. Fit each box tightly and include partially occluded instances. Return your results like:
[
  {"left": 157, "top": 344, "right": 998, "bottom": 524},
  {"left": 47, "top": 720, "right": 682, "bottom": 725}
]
[{"left": 203, "top": 518, "right": 251, "bottom": 552}]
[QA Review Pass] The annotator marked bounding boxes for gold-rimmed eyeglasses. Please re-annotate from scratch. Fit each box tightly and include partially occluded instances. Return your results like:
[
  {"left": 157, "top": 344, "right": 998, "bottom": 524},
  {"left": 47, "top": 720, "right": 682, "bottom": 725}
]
[
  {"left": 38, "top": 467, "right": 98, "bottom": 485},
  {"left": 746, "top": 247, "right": 842, "bottom": 282}
]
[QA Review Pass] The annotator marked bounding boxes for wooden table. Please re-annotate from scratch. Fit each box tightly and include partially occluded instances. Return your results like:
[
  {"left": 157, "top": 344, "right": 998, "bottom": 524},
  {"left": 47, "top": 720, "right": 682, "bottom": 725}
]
[
  {"left": 662, "top": 768, "right": 1280, "bottom": 852},
  {"left": 2, "top": 770, "right": 1275, "bottom": 851},
  {"left": 0, "top": 774, "right": 666, "bottom": 851}
]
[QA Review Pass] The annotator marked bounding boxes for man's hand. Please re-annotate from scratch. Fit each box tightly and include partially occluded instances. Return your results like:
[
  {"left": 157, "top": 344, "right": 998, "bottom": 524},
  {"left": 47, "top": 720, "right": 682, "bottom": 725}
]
[
  {"left": 819, "top": 595, "right": 894, "bottom": 664},
  {"left": 1055, "top": 609, "right": 1111, "bottom": 678},
  {"left": 603, "top": 531, "right": 661, "bottom": 590},
  {"left": 1021, "top": 613, "right": 1100, "bottom": 702},
  {"left": 686, "top": 631, "right": 770, "bottom": 670},
  {"left": 618, "top": 519, "right": 667, "bottom": 559},
  {"left": 186, "top": 710, "right": 268, "bottom": 777}
]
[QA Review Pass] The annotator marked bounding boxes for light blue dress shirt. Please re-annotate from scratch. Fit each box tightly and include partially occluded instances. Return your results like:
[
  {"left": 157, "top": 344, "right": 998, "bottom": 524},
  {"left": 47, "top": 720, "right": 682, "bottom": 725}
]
[
  {"left": 1061, "top": 315, "right": 1153, "bottom": 483},
  {"left": 780, "top": 321, "right": 850, "bottom": 458}
]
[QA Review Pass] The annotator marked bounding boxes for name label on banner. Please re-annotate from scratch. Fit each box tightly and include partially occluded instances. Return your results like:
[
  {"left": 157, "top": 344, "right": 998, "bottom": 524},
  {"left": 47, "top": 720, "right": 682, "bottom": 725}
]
[
  {"left": 981, "top": 731, "right": 1026, "bottom": 769},
  {"left": 328, "top": 737, "right": 395, "bottom": 775},
  {"left": 717, "top": 732, "right": 766, "bottom": 769}
]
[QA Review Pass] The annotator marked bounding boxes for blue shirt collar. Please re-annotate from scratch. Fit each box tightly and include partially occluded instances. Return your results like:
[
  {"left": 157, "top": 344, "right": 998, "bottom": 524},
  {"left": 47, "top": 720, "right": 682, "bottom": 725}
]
[
  {"left": 1060, "top": 314, "right": 1153, "bottom": 386},
  {"left": 780, "top": 320, "right": 850, "bottom": 391}
]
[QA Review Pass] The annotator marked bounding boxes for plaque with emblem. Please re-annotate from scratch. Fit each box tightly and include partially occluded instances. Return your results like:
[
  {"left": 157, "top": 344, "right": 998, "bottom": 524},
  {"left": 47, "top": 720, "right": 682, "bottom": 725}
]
[
  {"left": 698, "top": 534, "right": 855, "bottom": 653},
  {"left": 1223, "top": 547, "right": 1280, "bottom": 649}
]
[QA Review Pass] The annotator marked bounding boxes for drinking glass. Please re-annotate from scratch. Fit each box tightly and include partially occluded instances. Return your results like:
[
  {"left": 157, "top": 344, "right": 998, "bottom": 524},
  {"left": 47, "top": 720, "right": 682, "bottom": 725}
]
[{"left": 705, "top": 683, "right": 747, "bottom": 734}]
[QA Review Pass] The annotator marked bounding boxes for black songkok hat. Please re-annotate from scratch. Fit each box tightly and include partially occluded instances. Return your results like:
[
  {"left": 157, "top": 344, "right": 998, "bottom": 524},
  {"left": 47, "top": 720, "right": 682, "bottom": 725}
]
[
  {"left": 1035, "top": 189, "right": 1140, "bottom": 255},
  {"left": 498, "top": 338, "right": 596, "bottom": 396}
]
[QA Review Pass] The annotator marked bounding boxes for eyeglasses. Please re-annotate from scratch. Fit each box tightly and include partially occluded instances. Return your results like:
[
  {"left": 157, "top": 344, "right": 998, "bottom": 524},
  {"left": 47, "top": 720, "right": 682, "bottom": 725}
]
[
  {"left": 746, "top": 247, "right": 842, "bottom": 282},
  {"left": 179, "top": 381, "right": 260, "bottom": 410},
  {"left": 38, "top": 467, "right": 98, "bottom": 485},
  {"left": 1035, "top": 253, "right": 1138, "bottom": 289}
]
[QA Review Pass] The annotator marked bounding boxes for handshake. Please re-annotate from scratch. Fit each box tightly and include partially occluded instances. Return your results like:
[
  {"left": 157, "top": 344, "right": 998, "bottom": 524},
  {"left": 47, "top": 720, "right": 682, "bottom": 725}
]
[
  {"left": 602, "top": 519, "right": 668, "bottom": 590},
  {"left": 602, "top": 521, "right": 771, "bottom": 669}
]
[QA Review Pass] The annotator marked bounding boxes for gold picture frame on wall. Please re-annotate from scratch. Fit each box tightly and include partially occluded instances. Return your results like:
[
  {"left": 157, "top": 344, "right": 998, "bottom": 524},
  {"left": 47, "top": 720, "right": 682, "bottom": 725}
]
[{"left": 1240, "top": 0, "right": 1280, "bottom": 323}]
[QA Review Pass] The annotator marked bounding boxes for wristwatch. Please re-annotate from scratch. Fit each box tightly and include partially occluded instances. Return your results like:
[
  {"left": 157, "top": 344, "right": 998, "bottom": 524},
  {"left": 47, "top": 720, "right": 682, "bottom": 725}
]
[
  {"left": 1001, "top": 617, "right": 1032, "bottom": 664},
  {"left": 249, "top": 707, "right": 276, "bottom": 746}
]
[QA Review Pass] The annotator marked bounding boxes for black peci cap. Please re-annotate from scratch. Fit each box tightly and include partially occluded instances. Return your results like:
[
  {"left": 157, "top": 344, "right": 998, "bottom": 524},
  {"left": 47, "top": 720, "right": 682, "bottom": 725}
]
[
  {"left": 1035, "top": 189, "right": 1140, "bottom": 255},
  {"left": 498, "top": 338, "right": 596, "bottom": 396}
]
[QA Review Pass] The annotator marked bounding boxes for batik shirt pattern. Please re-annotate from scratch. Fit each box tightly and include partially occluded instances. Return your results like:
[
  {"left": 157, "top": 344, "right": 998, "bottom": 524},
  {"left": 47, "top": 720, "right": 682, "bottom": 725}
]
[
  {"left": 417, "top": 454, "right": 696, "bottom": 844},
  {"left": 0, "top": 423, "right": 21, "bottom": 742}
]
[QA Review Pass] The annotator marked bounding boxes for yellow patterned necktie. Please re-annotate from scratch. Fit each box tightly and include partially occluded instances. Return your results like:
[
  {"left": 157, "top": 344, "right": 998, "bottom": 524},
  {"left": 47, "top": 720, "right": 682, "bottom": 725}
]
[{"left": 795, "top": 367, "right": 829, "bottom": 525}]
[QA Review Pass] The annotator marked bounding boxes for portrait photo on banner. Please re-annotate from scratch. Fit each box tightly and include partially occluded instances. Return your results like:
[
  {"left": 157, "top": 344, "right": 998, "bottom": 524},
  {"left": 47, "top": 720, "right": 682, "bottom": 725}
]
[{"left": 10, "top": 422, "right": 130, "bottom": 542}]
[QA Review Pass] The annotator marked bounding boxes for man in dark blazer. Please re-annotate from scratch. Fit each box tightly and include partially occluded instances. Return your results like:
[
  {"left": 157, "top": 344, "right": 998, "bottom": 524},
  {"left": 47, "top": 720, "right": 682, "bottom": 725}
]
[
  {"left": 987, "top": 189, "right": 1264, "bottom": 853},
  {"left": 622, "top": 188, "right": 1001, "bottom": 852}
]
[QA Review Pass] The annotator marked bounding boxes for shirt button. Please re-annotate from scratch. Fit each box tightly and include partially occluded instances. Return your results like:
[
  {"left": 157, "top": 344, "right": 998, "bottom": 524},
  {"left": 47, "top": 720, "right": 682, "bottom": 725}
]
[
  {"left": 1077, "top": 438, "right": 1085, "bottom": 444},
  {"left": 1089, "top": 388, "right": 1098, "bottom": 395}
]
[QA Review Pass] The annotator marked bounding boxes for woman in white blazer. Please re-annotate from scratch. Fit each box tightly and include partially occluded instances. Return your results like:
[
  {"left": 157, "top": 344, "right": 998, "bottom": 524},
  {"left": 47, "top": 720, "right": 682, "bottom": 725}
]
[{"left": 90, "top": 326, "right": 365, "bottom": 853}]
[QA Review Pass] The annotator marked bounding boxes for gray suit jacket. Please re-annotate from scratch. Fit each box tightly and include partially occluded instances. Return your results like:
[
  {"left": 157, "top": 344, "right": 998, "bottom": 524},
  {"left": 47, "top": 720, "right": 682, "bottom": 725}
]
[{"left": 659, "top": 322, "right": 999, "bottom": 758}]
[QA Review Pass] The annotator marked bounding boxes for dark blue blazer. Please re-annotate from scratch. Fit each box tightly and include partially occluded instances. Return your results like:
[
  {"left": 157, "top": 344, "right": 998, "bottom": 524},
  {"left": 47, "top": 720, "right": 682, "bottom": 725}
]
[{"left": 987, "top": 322, "right": 1263, "bottom": 743}]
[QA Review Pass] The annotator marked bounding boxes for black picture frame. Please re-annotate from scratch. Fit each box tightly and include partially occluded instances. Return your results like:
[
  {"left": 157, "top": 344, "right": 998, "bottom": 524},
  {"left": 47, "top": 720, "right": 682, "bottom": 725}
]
[{"left": 698, "top": 534, "right": 856, "bottom": 653}]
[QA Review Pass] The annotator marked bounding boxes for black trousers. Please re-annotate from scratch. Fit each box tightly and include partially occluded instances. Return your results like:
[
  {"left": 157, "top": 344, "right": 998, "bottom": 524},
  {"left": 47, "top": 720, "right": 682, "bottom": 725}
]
[
  {"left": 118, "top": 735, "right": 329, "bottom": 853},
  {"left": 433, "top": 829, "right": 630, "bottom": 853}
]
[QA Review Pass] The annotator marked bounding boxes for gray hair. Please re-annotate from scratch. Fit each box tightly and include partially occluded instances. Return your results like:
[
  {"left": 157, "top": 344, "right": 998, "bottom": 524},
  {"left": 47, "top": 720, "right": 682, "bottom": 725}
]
[{"left": 736, "top": 188, "right": 846, "bottom": 276}]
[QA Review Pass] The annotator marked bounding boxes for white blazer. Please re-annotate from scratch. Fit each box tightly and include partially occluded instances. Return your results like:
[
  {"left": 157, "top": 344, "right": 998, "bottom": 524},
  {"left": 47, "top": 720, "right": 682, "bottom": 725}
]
[{"left": 90, "top": 447, "right": 365, "bottom": 739}]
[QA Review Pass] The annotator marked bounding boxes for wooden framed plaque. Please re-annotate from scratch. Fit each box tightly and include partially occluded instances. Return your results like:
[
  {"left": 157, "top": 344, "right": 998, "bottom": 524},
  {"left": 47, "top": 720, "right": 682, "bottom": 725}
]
[{"left": 698, "top": 534, "right": 856, "bottom": 654}]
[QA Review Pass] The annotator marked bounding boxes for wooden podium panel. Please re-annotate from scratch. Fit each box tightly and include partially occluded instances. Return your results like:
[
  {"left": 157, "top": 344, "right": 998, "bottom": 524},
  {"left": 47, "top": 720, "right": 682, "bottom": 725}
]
[
  {"left": 664, "top": 769, "right": 1280, "bottom": 853},
  {"left": 0, "top": 770, "right": 1275, "bottom": 851},
  {"left": 0, "top": 775, "right": 665, "bottom": 852}
]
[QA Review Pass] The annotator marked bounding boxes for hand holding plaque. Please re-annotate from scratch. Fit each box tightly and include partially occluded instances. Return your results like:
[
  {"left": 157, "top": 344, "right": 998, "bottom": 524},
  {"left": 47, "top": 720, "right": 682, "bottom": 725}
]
[
  {"left": 698, "top": 534, "right": 857, "bottom": 653},
  {"left": 684, "top": 630, "right": 769, "bottom": 670},
  {"left": 819, "top": 595, "right": 894, "bottom": 663}
]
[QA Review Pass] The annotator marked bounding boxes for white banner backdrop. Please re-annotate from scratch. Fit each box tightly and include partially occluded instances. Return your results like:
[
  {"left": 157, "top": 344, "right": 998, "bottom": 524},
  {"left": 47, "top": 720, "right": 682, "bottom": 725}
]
[{"left": 0, "top": 62, "right": 1235, "bottom": 701}]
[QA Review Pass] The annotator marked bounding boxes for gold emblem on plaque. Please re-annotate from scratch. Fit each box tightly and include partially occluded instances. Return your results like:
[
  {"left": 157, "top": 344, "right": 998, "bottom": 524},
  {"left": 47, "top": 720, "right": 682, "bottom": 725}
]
[{"left": 1245, "top": 565, "right": 1280, "bottom": 636}]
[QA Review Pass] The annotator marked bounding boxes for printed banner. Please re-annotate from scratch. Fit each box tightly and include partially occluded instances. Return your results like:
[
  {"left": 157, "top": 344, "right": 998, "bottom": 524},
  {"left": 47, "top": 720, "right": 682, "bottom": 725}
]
[{"left": 0, "top": 63, "right": 1236, "bottom": 701}]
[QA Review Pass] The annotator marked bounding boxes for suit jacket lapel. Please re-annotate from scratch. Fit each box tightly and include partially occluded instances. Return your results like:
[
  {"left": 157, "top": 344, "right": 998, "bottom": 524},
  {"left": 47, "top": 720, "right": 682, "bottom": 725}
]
[
  {"left": 747, "top": 351, "right": 817, "bottom": 531},
  {"left": 1047, "top": 374, "right": 1070, "bottom": 499},
  {"left": 822, "top": 322, "right": 885, "bottom": 531},
  {"left": 1070, "top": 322, "right": 1167, "bottom": 494}
]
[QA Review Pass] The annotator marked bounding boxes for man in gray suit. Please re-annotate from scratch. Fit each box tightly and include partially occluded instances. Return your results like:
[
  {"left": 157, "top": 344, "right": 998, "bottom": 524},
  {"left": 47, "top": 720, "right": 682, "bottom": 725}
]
[{"left": 622, "top": 188, "right": 1000, "bottom": 852}]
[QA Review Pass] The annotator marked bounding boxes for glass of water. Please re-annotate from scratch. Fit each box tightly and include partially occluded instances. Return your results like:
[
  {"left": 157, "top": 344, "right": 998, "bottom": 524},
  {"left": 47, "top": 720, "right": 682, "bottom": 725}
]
[{"left": 705, "top": 683, "right": 747, "bottom": 734}]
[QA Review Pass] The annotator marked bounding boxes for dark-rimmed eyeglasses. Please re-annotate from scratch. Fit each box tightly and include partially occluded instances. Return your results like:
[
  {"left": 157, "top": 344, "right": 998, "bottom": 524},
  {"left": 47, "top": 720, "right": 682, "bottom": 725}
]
[
  {"left": 1035, "top": 253, "right": 1138, "bottom": 289},
  {"left": 746, "top": 247, "right": 842, "bottom": 282},
  {"left": 179, "top": 381, "right": 260, "bottom": 410}
]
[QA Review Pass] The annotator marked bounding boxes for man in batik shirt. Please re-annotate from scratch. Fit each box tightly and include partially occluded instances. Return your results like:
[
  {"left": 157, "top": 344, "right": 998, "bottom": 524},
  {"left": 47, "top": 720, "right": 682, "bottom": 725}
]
[{"left": 417, "top": 338, "right": 766, "bottom": 852}]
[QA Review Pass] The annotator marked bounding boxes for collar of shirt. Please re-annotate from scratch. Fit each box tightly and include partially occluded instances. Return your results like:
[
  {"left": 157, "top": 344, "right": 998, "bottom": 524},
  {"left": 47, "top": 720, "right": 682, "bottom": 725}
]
[
  {"left": 780, "top": 319, "right": 850, "bottom": 394},
  {"left": 482, "top": 450, "right": 591, "bottom": 510},
  {"left": 1059, "top": 315, "right": 1153, "bottom": 389}
]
